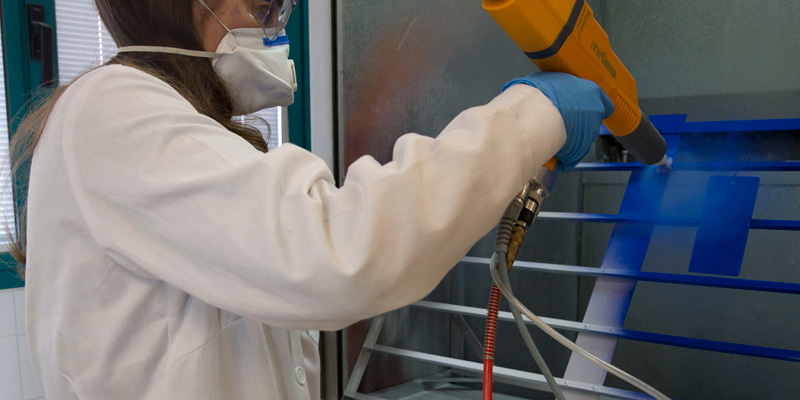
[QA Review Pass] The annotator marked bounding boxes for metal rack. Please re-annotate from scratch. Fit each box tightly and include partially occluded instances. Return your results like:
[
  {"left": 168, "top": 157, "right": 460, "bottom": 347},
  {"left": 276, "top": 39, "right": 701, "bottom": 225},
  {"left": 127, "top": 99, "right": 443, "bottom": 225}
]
[{"left": 343, "top": 115, "right": 800, "bottom": 399}]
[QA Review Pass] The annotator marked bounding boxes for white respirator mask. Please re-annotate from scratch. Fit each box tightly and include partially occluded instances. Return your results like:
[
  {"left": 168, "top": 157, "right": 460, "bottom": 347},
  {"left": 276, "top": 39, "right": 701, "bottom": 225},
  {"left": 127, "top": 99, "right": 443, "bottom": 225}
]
[
  {"left": 117, "top": 1, "right": 298, "bottom": 115},
  {"left": 211, "top": 29, "right": 298, "bottom": 114}
]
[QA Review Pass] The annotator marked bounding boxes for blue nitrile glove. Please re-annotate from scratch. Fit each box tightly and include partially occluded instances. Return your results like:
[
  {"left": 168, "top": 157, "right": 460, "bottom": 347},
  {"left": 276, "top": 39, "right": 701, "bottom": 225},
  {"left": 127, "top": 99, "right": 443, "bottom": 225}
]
[{"left": 503, "top": 71, "right": 614, "bottom": 171}]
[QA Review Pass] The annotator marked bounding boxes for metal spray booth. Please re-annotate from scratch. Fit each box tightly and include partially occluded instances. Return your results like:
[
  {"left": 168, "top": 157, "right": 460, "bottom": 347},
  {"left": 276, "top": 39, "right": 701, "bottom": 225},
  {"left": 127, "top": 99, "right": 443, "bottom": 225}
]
[{"left": 309, "top": 1, "right": 800, "bottom": 399}]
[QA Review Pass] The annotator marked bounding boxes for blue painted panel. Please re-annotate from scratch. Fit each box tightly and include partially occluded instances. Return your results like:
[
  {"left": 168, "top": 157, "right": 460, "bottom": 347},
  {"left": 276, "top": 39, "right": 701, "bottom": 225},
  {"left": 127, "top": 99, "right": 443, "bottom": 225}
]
[
  {"left": 573, "top": 161, "right": 800, "bottom": 172},
  {"left": 588, "top": 138, "right": 678, "bottom": 323},
  {"left": 601, "top": 170, "right": 670, "bottom": 273},
  {"left": 750, "top": 219, "right": 800, "bottom": 231},
  {"left": 689, "top": 176, "right": 760, "bottom": 276},
  {"left": 483, "top": 259, "right": 800, "bottom": 295},
  {"left": 652, "top": 114, "right": 800, "bottom": 134},
  {"left": 612, "top": 327, "right": 800, "bottom": 363},
  {"left": 537, "top": 212, "right": 800, "bottom": 231}
]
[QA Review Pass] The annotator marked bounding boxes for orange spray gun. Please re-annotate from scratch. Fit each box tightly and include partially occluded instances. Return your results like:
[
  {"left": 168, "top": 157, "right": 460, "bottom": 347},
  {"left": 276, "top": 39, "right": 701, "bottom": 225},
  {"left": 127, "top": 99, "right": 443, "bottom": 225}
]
[
  {"left": 479, "top": 1, "right": 671, "bottom": 398},
  {"left": 485, "top": 0, "right": 670, "bottom": 167}
]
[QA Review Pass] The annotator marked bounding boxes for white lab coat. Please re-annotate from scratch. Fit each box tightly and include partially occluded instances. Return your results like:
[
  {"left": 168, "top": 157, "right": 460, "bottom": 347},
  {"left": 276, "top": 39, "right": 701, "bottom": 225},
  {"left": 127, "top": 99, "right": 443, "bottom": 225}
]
[{"left": 25, "top": 65, "right": 565, "bottom": 399}]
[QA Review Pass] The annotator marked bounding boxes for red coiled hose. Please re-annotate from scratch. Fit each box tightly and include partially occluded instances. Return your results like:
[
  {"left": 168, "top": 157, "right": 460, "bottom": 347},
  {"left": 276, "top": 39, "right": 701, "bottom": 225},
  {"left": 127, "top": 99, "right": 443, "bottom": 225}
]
[{"left": 482, "top": 283, "right": 503, "bottom": 400}]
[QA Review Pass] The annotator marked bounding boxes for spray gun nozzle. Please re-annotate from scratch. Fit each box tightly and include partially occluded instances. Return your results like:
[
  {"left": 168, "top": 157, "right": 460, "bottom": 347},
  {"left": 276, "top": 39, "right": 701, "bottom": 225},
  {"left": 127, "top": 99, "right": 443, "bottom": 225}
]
[{"left": 655, "top": 155, "right": 674, "bottom": 174}]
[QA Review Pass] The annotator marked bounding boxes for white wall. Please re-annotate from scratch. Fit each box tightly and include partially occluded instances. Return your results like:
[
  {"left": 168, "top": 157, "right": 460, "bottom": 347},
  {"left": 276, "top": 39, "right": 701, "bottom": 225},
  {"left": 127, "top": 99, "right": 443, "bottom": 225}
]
[
  {"left": 308, "top": 0, "right": 335, "bottom": 172},
  {"left": 0, "top": 288, "right": 43, "bottom": 400}
]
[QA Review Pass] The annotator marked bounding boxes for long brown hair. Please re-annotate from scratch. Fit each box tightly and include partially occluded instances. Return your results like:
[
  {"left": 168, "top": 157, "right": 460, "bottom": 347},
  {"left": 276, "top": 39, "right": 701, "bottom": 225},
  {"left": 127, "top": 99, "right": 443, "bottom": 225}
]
[{"left": 7, "top": 0, "right": 268, "bottom": 271}]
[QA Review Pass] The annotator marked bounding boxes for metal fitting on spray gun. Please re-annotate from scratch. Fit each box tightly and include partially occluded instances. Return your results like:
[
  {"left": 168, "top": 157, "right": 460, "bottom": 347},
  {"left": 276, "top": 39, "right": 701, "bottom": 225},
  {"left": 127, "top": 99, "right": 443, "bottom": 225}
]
[
  {"left": 503, "top": 161, "right": 558, "bottom": 268},
  {"left": 482, "top": 160, "right": 560, "bottom": 400}
]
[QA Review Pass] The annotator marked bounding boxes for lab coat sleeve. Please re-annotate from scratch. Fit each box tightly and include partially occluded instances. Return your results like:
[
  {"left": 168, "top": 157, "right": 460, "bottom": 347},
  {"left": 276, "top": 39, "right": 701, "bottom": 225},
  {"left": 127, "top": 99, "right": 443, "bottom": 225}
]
[{"left": 58, "top": 66, "right": 566, "bottom": 331}]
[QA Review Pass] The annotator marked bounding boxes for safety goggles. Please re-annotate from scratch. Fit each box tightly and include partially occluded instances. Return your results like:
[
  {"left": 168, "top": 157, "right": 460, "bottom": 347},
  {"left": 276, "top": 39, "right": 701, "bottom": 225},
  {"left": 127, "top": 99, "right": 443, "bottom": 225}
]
[
  {"left": 197, "top": 0, "right": 297, "bottom": 41},
  {"left": 249, "top": 0, "right": 298, "bottom": 41}
]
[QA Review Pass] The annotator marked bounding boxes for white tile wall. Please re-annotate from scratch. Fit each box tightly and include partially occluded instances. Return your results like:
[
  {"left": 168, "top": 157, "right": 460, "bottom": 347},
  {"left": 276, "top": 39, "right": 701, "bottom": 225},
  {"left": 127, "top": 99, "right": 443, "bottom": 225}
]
[
  {"left": 15, "top": 290, "right": 25, "bottom": 336},
  {"left": 0, "top": 288, "right": 44, "bottom": 400},
  {"left": 0, "top": 335, "right": 22, "bottom": 400},
  {"left": 0, "top": 290, "right": 15, "bottom": 337},
  {"left": 18, "top": 336, "right": 43, "bottom": 399}
]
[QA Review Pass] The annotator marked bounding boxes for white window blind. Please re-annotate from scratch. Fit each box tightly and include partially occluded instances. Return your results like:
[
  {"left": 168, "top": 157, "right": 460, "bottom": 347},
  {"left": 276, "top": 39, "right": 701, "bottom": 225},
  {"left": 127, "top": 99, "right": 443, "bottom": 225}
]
[
  {"left": 55, "top": 0, "right": 116, "bottom": 82},
  {"left": 55, "top": 0, "right": 282, "bottom": 149},
  {"left": 237, "top": 109, "right": 283, "bottom": 150},
  {"left": 0, "top": 27, "right": 15, "bottom": 246}
]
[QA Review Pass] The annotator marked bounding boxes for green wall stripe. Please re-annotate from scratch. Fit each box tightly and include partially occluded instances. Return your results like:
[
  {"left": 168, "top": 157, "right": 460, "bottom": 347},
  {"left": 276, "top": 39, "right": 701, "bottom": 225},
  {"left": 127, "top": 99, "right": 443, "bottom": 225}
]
[
  {"left": 1, "top": 0, "right": 57, "bottom": 289},
  {"left": 286, "top": 1, "right": 311, "bottom": 150}
]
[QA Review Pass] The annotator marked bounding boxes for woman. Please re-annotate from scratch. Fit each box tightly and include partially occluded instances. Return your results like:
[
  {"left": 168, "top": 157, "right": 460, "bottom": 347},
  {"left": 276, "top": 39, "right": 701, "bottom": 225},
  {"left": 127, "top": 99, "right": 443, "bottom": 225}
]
[{"left": 15, "top": 0, "right": 612, "bottom": 398}]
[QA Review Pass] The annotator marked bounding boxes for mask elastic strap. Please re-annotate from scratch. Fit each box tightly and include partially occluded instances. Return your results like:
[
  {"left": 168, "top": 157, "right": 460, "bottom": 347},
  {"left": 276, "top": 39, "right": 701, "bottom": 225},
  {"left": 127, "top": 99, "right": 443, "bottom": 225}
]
[
  {"left": 116, "top": 46, "right": 220, "bottom": 58},
  {"left": 196, "top": 0, "right": 233, "bottom": 34}
]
